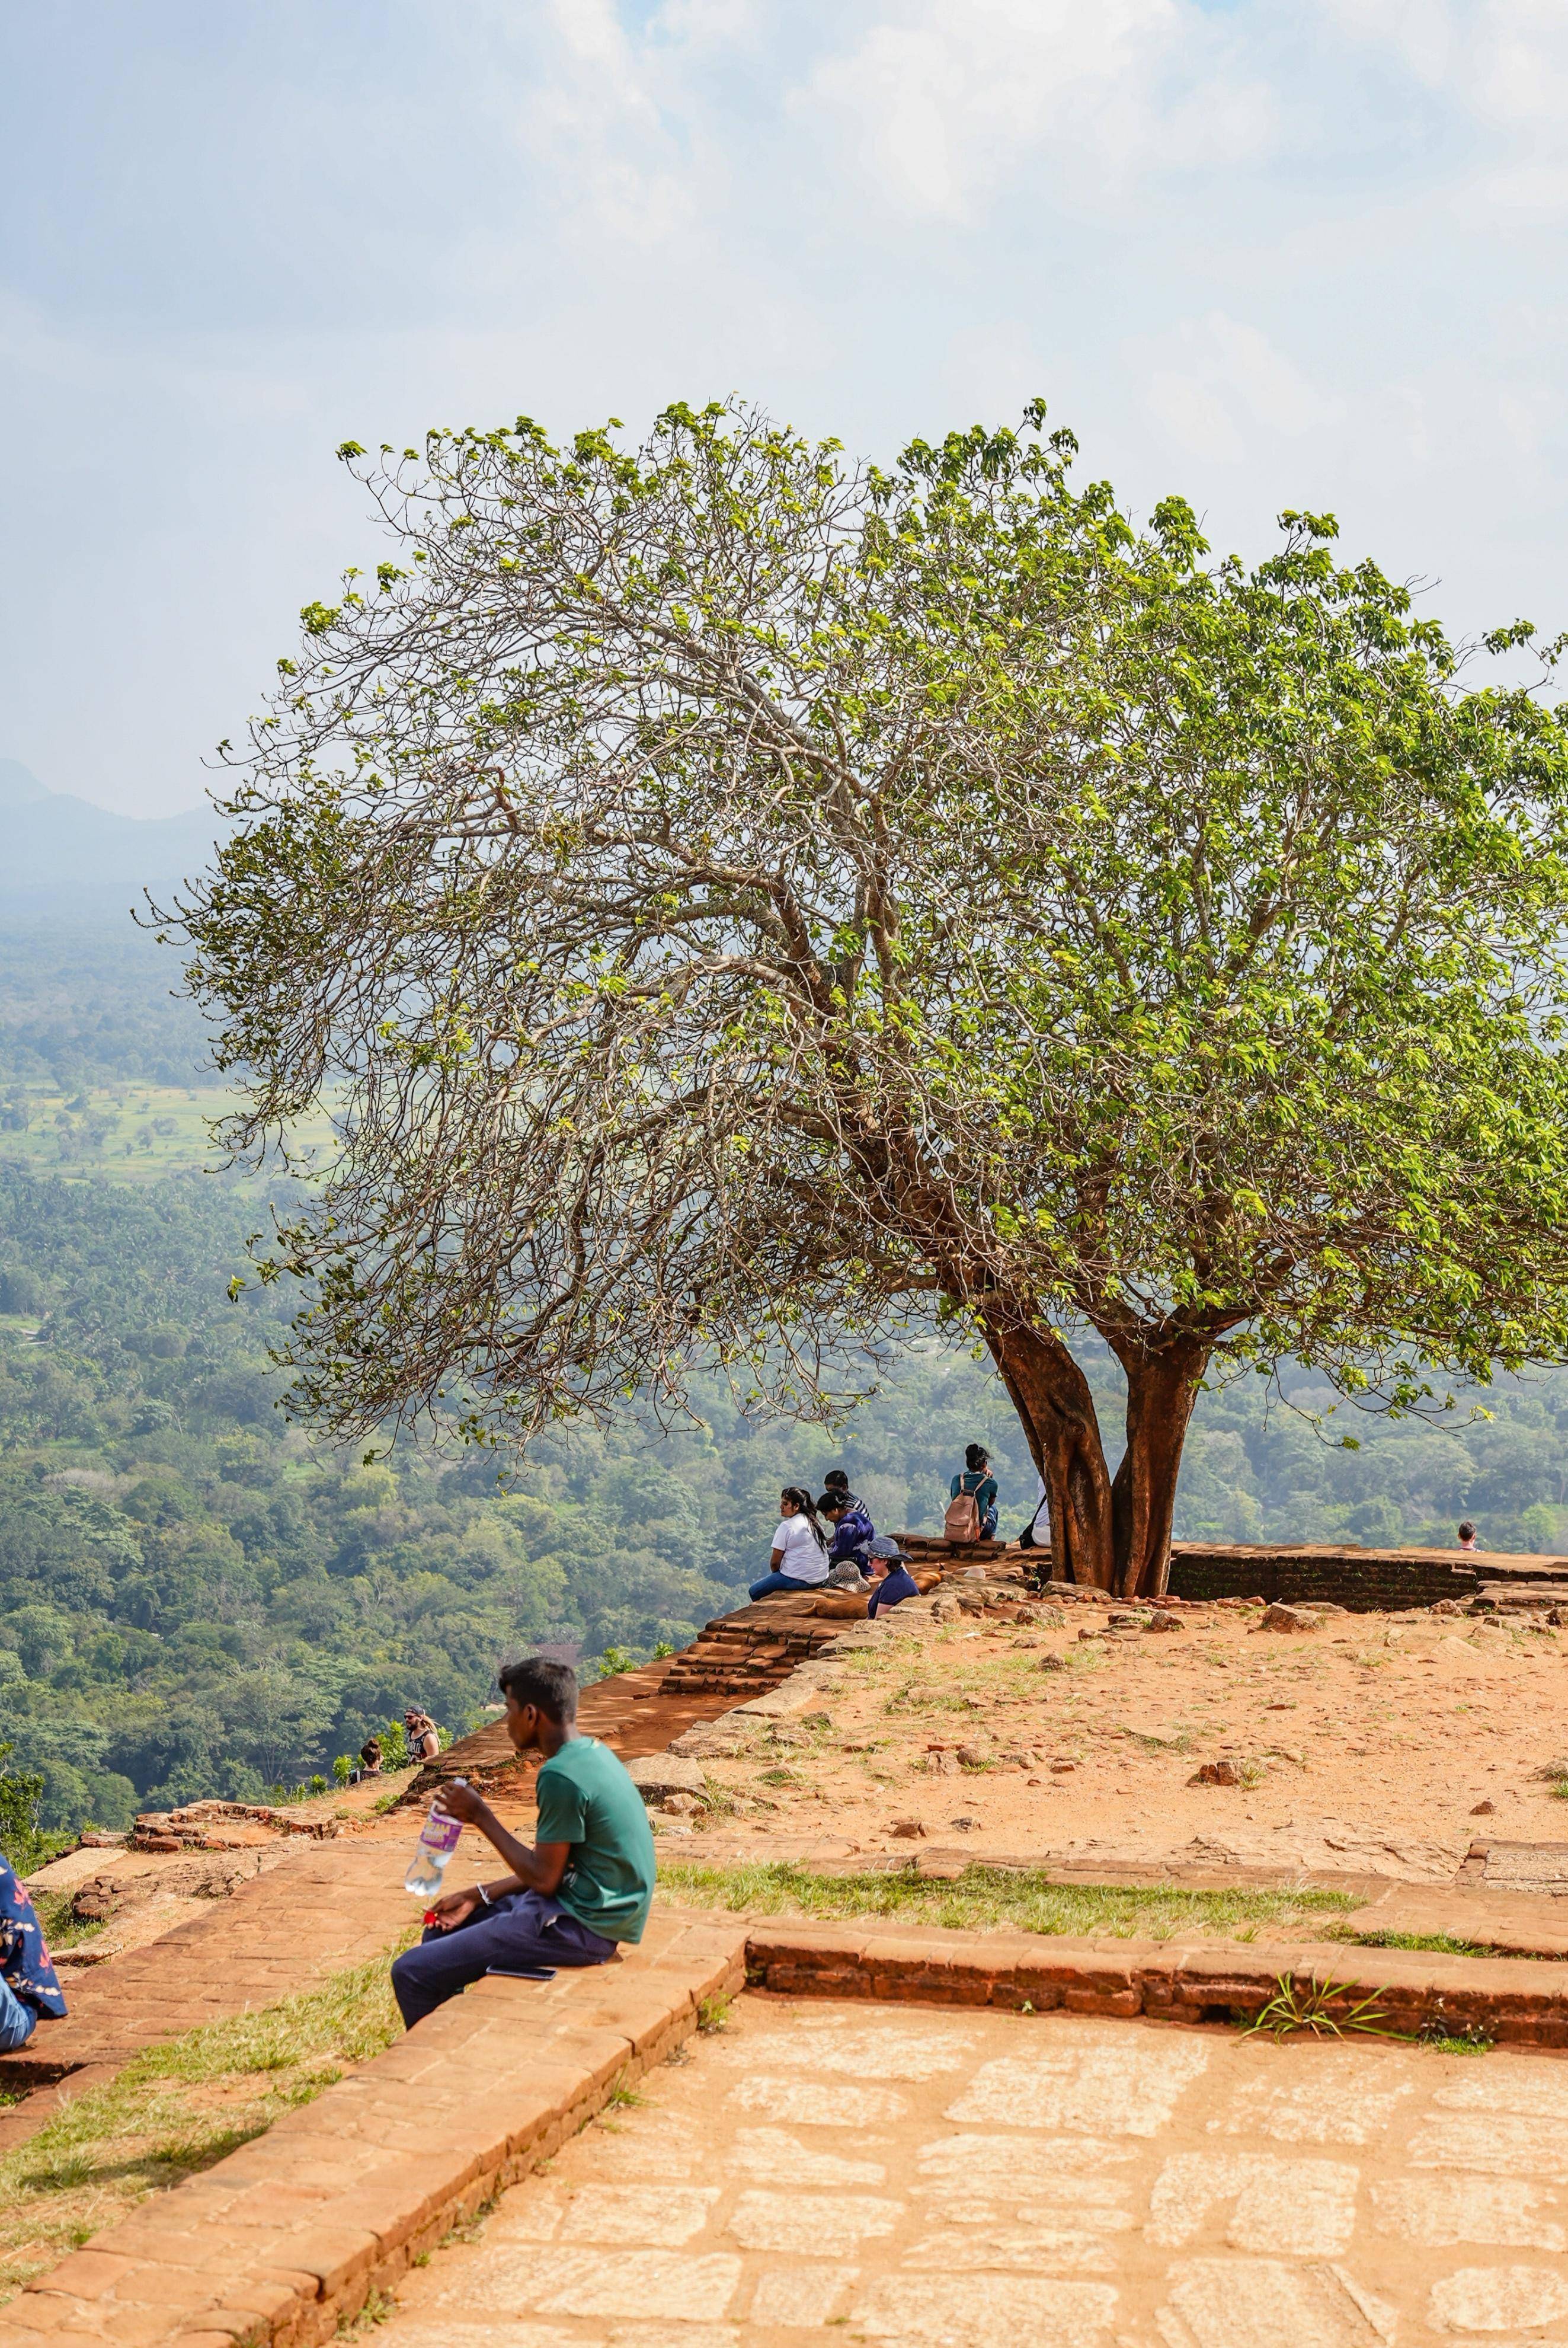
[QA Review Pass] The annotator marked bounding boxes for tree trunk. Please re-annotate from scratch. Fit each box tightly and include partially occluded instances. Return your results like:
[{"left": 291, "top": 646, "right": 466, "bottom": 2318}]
[
  {"left": 982, "top": 1314, "right": 1118, "bottom": 1588},
  {"left": 983, "top": 1313, "right": 1208, "bottom": 1598},
  {"left": 1109, "top": 1346, "right": 1208, "bottom": 1599}
]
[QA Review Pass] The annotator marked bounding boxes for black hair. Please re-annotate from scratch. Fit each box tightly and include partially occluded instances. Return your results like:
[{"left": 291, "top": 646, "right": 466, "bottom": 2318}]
[
  {"left": 824, "top": 1470, "right": 851, "bottom": 1491},
  {"left": 498, "top": 1655, "right": 580, "bottom": 1722},
  {"left": 781, "top": 1485, "right": 828, "bottom": 1549},
  {"left": 965, "top": 1443, "right": 990, "bottom": 1472},
  {"left": 1458, "top": 1520, "right": 1477, "bottom": 1541},
  {"left": 817, "top": 1491, "right": 846, "bottom": 1515}
]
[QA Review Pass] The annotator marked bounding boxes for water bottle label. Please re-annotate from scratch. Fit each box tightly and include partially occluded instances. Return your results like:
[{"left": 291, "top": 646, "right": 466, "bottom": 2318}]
[{"left": 420, "top": 1812, "right": 463, "bottom": 1854}]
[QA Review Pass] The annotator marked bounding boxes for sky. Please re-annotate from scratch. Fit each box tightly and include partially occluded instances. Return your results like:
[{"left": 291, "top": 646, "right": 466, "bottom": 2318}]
[{"left": 1, "top": 0, "right": 1566, "bottom": 818}]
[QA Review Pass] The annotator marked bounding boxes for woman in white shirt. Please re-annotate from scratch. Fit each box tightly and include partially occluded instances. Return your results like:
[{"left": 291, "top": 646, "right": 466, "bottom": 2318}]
[{"left": 748, "top": 1487, "right": 831, "bottom": 1600}]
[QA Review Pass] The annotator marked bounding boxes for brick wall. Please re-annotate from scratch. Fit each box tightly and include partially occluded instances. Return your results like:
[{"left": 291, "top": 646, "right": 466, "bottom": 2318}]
[{"left": 1165, "top": 1541, "right": 1481, "bottom": 1610}]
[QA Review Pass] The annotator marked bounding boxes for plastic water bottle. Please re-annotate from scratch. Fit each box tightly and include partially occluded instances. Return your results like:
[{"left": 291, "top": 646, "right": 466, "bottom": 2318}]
[{"left": 405, "top": 1781, "right": 466, "bottom": 1897}]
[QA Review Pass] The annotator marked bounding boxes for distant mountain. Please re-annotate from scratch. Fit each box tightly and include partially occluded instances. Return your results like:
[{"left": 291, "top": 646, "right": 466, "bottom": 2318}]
[{"left": 0, "top": 760, "right": 223, "bottom": 919}]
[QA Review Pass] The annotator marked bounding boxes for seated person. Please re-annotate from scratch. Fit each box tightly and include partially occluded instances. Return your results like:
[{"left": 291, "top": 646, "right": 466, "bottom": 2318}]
[
  {"left": 748, "top": 1487, "right": 832, "bottom": 1600},
  {"left": 820, "top": 1489, "right": 876, "bottom": 1585},
  {"left": 949, "top": 1443, "right": 999, "bottom": 1541},
  {"left": 404, "top": 1708, "right": 441, "bottom": 1765},
  {"left": 391, "top": 1657, "right": 655, "bottom": 2031},
  {"left": 0, "top": 1850, "right": 67, "bottom": 2054},
  {"left": 357, "top": 1736, "right": 384, "bottom": 1779},
  {"left": 866, "top": 1535, "right": 921, "bottom": 1617},
  {"left": 824, "top": 1467, "right": 865, "bottom": 1512}
]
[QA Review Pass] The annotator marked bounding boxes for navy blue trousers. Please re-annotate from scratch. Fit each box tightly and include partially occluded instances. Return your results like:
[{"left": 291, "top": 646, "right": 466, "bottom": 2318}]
[{"left": 391, "top": 1888, "right": 617, "bottom": 2028}]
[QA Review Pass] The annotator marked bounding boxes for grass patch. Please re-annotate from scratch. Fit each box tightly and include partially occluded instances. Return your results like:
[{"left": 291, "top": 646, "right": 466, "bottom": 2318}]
[
  {"left": 28, "top": 1891, "right": 108, "bottom": 1955},
  {"left": 1339, "top": 1928, "right": 1503, "bottom": 1959},
  {"left": 659, "top": 1858, "right": 1358, "bottom": 1943},
  {"left": 0, "top": 1936, "right": 413, "bottom": 2304}
]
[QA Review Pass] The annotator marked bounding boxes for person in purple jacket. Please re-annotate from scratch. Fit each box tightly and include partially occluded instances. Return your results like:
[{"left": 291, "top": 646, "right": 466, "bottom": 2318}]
[
  {"left": 0, "top": 1851, "right": 67, "bottom": 2053},
  {"left": 820, "top": 1490, "right": 876, "bottom": 1582}
]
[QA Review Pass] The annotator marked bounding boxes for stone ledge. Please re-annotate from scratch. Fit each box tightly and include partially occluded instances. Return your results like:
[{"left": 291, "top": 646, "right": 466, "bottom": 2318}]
[
  {"left": 0, "top": 1912, "right": 747, "bottom": 2348},
  {"left": 743, "top": 1916, "right": 1568, "bottom": 2044}
]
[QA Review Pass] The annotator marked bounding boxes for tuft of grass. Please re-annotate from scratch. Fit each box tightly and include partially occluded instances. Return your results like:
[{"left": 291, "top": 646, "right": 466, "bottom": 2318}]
[
  {"left": 601, "top": 2071, "right": 644, "bottom": 2111},
  {"left": 0, "top": 1933, "right": 414, "bottom": 2305},
  {"left": 1337, "top": 1928, "right": 1506, "bottom": 1960},
  {"left": 338, "top": 2285, "right": 396, "bottom": 2334},
  {"left": 1242, "top": 1973, "right": 1394, "bottom": 2040},
  {"left": 659, "top": 1858, "right": 1356, "bottom": 1943},
  {"left": 696, "top": 1992, "right": 734, "bottom": 2034}
]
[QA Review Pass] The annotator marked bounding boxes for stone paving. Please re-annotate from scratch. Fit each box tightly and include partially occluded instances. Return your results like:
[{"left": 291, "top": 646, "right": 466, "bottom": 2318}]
[{"left": 374, "top": 1992, "right": 1568, "bottom": 2348}]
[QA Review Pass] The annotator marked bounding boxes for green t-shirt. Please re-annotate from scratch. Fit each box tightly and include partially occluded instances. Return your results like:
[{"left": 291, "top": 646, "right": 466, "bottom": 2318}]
[{"left": 535, "top": 1736, "right": 656, "bottom": 1944}]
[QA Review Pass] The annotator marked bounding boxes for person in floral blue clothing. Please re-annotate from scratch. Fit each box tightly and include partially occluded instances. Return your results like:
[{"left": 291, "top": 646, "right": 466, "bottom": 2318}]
[{"left": 0, "top": 1851, "right": 67, "bottom": 2053}]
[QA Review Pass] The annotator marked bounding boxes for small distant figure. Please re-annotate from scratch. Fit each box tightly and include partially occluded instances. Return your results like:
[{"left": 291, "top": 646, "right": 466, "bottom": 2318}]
[
  {"left": 359, "top": 1736, "right": 384, "bottom": 1778},
  {"left": 820, "top": 1488, "right": 876, "bottom": 1586},
  {"left": 1457, "top": 1520, "right": 1478, "bottom": 1552},
  {"left": 946, "top": 1443, "right": 999, "bottom": 1542},
  {"left": 0, "top": 1850, "right": 67, "bottom": 2053},
  {"left": 866, "top": 1535, "right": 920, "bottom": 1617},
  {"left": 404, "top": 1708, "right": 440, "bottom": 1765},
  {"left": 749, "top": 1486, "right": 831, "bottom": 1601}
]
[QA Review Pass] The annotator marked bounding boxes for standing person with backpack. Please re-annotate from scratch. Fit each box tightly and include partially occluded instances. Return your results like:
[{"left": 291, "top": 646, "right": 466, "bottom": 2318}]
[{"left": 945, "top": 1445, "right": 999, "bottom": 1543}]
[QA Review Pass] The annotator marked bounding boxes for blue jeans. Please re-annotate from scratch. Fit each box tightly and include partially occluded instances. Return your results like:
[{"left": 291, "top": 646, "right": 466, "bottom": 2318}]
[
  {"left": 390, "top": 1888, "right": 618, "bottom": 2029},
  {"left": 748, "top": 1570, "right": 821, "bottom": 1601},
  {"left": 0, "top": 1976, "right": 37, "bottom": 2053}
]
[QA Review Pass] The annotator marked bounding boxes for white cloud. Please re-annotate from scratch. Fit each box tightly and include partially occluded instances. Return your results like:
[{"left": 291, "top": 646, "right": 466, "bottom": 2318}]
[
  {"left": 1310, "top": 0, "right": 1455, "bottom": 86},
  {"left": 1141, "top": 312, "right": 1345, "bottom": 467},
  {"left": 793, "top": 0, "right": 1276, "bottom": 223}
]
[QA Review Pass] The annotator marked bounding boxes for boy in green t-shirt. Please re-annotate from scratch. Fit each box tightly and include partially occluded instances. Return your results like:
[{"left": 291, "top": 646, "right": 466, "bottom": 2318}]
[{"left": 390, "top": 1657, "right": 656, "bottom": 2030}]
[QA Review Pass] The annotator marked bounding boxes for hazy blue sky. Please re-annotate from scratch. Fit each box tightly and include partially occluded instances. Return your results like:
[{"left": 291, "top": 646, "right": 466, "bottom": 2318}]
[{"left": 2, "top": 0, "right": 1565, "bottom": 817}]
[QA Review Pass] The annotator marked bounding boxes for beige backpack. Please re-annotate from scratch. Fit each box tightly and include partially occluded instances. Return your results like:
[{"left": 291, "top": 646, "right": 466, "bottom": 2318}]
[{"left": 944, "top": 1483, "right": 982, "bottom": 1542}]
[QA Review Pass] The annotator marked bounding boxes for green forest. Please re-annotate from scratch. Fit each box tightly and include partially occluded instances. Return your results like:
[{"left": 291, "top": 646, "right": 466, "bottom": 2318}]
[{"left": 2, "top": 927, "right": 1566, "bottom": 1840}]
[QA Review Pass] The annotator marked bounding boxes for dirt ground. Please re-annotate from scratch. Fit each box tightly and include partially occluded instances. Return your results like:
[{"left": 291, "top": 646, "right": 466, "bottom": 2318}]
[
  {"left": 665, "top": 1601, "right": 1568, "bottom": 1884},
  {"left": 373, "top": 1989, "right": 1568, "bottom": 2348}
]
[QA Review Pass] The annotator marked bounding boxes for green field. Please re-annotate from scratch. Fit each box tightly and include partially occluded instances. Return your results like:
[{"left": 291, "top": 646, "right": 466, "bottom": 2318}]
[{"left": 0, "top": 1085, "right": 336, "bottom": 1184}]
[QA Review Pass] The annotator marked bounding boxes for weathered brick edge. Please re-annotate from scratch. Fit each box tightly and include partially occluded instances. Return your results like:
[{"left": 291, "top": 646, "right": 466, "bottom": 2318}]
[
  {"left": 0, "top": 1912, "right": 747, "bottom": 2348},
  {"left": 744, "top": 1919, "right": 1568, "bottom": 2047}
]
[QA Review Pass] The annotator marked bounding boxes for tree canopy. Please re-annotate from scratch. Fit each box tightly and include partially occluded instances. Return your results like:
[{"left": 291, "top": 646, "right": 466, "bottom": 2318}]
[{"left": 177, "top": 400, "right": 1568, "bottom": 1593}]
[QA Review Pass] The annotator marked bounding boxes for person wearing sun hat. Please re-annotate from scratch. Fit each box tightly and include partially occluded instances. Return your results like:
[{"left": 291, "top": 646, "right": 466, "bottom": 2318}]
[{"left": 865, "top": 1535, "right": 920, "bottom": 1617}]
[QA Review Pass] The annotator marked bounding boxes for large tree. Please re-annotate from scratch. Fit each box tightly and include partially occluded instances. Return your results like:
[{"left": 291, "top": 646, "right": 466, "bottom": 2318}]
[{"left": 176, "top": 401, "right": 1568, "bottom": 1595}]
